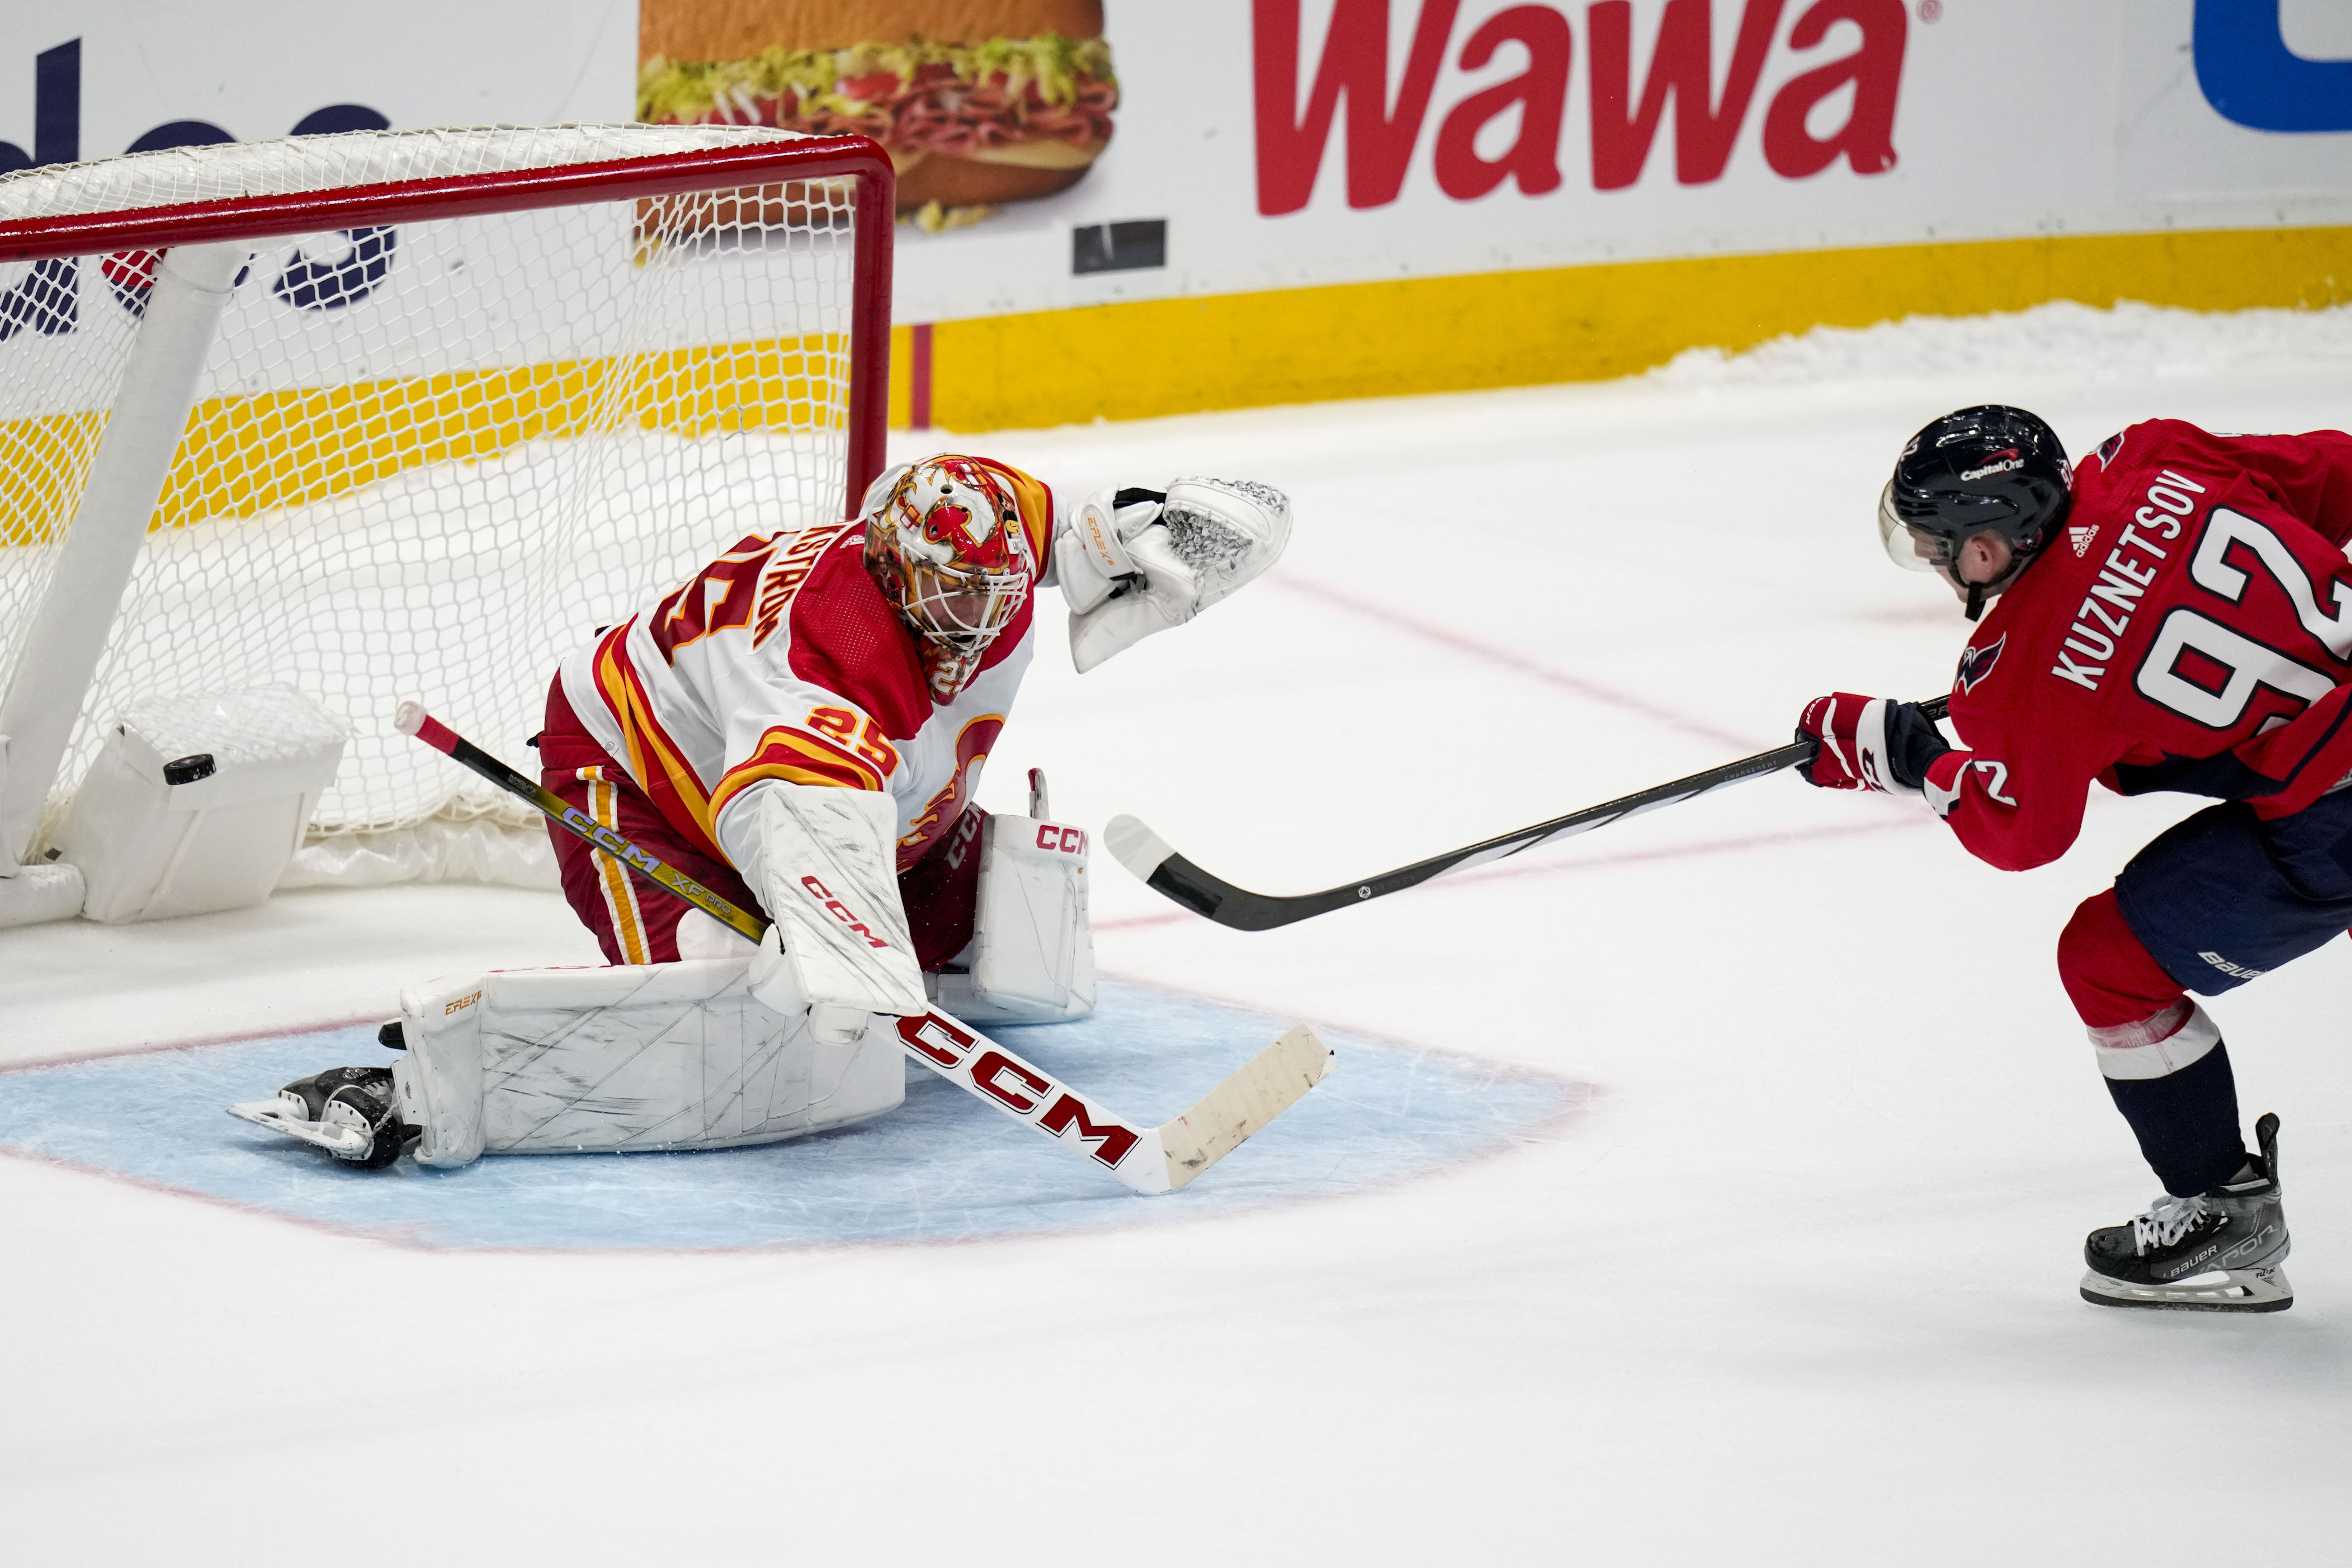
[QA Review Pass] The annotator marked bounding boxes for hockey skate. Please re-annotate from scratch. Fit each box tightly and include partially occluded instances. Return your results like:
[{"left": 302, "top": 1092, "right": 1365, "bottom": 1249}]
[
  {"left": 2080, "top": 1112, "right": 2290, "bottom": 1312},
  {"left": 227, "top": 1064, "right": 415, "bottom": 1170}
]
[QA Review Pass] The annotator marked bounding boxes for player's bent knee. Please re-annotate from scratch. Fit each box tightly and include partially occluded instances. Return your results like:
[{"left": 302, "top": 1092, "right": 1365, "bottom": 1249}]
[
  {"left": 390, "top": 958, "right": 904, "bottom": 1168},
  {"left": 2057, "top": 888, "right": 2184, "bottom": 1030}
]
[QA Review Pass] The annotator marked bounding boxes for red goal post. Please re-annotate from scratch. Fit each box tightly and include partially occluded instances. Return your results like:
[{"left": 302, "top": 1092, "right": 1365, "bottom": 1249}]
[{"left": 0, "top": 126, "right": 896, "bottom": 902}]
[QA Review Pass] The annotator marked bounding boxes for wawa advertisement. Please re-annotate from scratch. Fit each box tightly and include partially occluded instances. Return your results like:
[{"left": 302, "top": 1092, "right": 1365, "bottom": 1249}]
[
  {"left": 2, "top": 1, "right": 2347, "bottom": 327},
  {"left": 632, "top": 0, "right": 2352, "bottom": 324}
]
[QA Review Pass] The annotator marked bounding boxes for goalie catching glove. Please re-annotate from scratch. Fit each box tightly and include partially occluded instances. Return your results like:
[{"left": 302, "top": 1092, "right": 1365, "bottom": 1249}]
[
  {"left": 1054, "top": 478, "right": 1291, "bottom": 673},
  {"left": 1795, "top": 693, "right": 1953, "bottom": 794}
]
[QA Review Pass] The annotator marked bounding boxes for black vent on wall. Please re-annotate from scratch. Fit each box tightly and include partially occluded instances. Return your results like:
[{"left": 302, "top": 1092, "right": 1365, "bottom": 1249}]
[{"left": 1073, "top": 220, "right": 1166, "bottom": 275}]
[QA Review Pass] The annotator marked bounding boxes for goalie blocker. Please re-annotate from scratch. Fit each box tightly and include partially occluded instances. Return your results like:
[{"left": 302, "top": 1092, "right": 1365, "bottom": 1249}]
[{"left": 739, "top": 772, "right": 1098, "bottom": 1032}]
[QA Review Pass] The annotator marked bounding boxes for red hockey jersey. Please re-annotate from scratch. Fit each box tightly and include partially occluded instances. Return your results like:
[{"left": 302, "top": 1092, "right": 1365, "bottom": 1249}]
[{"left": 1930, "top": 421, "right": 2352, "bottom": 871}]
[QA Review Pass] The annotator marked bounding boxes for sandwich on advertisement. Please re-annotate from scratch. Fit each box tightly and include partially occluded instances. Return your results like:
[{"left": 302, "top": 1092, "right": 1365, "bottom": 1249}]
[{"left": 639, "top": 0, "right": 1117, "bottom": 228}]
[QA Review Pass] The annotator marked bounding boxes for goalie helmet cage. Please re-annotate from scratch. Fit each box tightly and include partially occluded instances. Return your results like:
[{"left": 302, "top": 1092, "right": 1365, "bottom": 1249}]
[{"left": 0, "top": 124, "right": 892, "bottom": 892}]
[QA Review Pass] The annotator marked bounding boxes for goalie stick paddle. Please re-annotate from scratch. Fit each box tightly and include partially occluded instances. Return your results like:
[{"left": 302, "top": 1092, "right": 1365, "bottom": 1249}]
[
  {"left": 1107, "top": 694, "right": 1953, "bottom": 933},
  {"left": 394, "top": 702, "right": 1333, "bottom": 1193}
]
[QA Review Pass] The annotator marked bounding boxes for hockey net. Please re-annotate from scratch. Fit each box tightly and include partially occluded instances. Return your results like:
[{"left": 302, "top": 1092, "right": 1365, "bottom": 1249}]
[{"left": 0, "top": 124, "right": 889, "bottom": 889}]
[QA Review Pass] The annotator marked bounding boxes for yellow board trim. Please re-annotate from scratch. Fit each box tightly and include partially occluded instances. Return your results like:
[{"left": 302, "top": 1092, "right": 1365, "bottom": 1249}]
[
  {"left": 0, "top": 333, "right": 849, "bottom": 549},
  {"left": 890, "top": 224, "right": 2352, "bottom": 432}
]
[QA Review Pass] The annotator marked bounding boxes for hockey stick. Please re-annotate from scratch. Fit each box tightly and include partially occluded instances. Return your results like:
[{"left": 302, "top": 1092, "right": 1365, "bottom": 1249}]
[
  {"left": 394, "top": 702, "right": 1332, "bottom": 1193},
  {"left": 1106, "top": 694, "right": 1953, "bottom": 932},
  {"left": 394, "top": 701, "right": 767, "bottom": 943}
]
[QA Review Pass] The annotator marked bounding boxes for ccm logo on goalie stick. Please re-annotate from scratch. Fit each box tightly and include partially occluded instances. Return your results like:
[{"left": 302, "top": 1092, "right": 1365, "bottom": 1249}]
[
  {"left": 894, "top": 1012, "right": 1141, "bottom": 1167},
  {"left": 1035, "top": 824, "right": 1087, "bottom": 854},
  {"left": 800, "top": 875, "right": 891, "bottom": 949},
  {"left": 560, "top": 806, "right": 666, "bottom": 876}
]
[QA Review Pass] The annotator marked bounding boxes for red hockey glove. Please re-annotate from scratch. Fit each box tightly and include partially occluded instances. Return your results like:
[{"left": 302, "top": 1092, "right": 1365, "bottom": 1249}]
[{"left": 1795, "top": 693, "right": 1951, "bottom": 792}]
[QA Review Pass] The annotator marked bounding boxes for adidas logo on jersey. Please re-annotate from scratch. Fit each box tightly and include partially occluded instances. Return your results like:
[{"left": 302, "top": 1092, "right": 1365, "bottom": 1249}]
[{"left": 2070, "top": 525, "right": 2098, "bottom": 556}]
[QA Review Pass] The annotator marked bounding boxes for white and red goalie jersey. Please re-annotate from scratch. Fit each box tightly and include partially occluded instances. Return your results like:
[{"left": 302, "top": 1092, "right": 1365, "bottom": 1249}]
[{"left": 557, "top": 461, "right": 1056, "bottom": 880}]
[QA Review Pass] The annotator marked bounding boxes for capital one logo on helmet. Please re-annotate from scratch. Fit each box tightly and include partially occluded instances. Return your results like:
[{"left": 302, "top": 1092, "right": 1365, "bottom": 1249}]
[{"left": 1961, "top": 450, "right": 2023, "bottom": 481}]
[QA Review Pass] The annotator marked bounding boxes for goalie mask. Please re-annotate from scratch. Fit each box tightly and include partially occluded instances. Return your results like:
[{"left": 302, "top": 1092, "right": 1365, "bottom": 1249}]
[{"left": 861, "top": 455, "right": 1052, "bottom": 699}]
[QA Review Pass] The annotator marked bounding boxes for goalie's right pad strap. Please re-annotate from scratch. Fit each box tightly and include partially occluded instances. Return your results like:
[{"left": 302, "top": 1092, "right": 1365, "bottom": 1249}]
[{"left": 740, "top": 781, "right": 928, "bottom": 1021}]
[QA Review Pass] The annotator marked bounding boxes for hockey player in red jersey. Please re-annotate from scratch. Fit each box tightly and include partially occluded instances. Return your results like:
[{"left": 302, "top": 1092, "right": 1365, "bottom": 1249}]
[
  {"left": 234, "top": 455, "right": 1291, "bottom": 1170},
  {"left": 1797, "top": 405, "right": 2352, "bottom": 1311}
]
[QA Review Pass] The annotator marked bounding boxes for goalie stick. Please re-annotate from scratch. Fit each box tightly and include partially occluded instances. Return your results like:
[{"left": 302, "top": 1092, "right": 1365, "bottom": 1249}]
[
  {"left": 394, "top": 702, "right": 1331, "bottom": 1193},
  {"left": 1107, "top": 695, "right": 1953, "bottom": 932}
]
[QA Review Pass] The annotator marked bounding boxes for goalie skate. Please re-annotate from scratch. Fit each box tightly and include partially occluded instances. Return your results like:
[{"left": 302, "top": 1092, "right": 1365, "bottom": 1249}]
[
  {"left": 228, "top": 1066, "right": 413, "bottom": 1169},
  {"left": 2080, "top": 1112, "right": 2292, "bottom": 1313}
]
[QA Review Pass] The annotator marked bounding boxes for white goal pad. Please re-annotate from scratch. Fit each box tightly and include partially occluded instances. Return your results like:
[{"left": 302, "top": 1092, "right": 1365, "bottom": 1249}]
[
  {"left": 0, "top": 124, "right": 891, "bottom": 908},
  {"left": 930, "top": 813, "right": 1098, "bottom": 1025},
  {"left": 393, "top": 958, "right": 904, "bottom": 1169}
]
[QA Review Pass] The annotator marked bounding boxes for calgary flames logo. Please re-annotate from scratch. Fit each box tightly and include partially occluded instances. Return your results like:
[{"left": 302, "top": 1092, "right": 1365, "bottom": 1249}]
[{"left": 889, "top": 457, "right": 1036, "bottom": 579}]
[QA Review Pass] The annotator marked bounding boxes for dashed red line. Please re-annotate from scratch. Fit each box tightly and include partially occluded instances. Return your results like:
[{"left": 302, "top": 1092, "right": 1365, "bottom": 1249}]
[{"left": 1270, "top": 573, "right": 1759, "bottom": 750}]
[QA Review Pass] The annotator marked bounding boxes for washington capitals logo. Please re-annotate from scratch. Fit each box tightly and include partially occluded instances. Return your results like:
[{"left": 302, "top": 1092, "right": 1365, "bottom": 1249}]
[
  {"left": 2096, "top": 431, "right": 2126, "bottom": 467},
  {"left": 1956, "top": 635, "right": 2005, "bottom": 695}
]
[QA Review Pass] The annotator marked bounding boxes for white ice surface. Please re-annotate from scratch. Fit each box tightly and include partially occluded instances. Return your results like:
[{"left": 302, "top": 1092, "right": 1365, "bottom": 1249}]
[{"left": 7, "top": 303, "right": 2352, "bottom": 1564}]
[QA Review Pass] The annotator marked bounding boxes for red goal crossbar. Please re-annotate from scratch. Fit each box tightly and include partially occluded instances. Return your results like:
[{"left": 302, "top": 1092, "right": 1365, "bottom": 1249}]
[{"left": 0, "top": 133, "right": 898, "bottom": 513}]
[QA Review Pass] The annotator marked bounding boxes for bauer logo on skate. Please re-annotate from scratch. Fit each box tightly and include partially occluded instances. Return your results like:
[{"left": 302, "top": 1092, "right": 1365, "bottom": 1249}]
[{"left": 800, "top": 876, "right": 890, "bottom": 949}]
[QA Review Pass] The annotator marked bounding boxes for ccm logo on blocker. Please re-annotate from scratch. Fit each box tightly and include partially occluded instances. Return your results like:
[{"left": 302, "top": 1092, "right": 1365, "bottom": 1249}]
[
  {"left": 1036, "top": 825, "right": 1087, "bottom": 854},
  {"left": 800, "top": 875, "right": 891, "bottom": 949}
]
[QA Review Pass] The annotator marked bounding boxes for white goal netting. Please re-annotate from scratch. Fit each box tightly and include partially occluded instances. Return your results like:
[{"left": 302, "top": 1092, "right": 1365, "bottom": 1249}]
[{"left": 0, "top": 124, "right": 874, "bottom": 885}]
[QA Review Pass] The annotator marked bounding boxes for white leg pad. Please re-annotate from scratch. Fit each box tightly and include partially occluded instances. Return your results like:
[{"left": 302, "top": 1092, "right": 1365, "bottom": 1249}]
[
  {"left": 393, "top": 958, "right": 904, "bottom": 1168},
  {"left": 929, "top": 814, "right": 1097, "bottom": 1024}
]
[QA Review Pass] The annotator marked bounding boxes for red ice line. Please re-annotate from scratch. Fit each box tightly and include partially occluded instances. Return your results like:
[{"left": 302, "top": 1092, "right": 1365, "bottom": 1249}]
[
  {"left": 1094, "top": 814, "right": 1929, "bottom": 932},
  {"left": 1269, "top": 573, "right": 1759, "bottom": 750}
]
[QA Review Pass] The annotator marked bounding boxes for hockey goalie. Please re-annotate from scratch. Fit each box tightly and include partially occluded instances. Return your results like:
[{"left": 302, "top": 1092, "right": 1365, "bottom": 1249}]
[{"left": 234, "top": 456, "right": 1290, "bottom": 1170}]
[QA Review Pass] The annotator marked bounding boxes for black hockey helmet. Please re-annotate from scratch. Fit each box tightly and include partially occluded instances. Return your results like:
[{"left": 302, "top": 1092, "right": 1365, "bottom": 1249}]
[{"left": 1878, "top": 405, "right": 2071, "bottom": 615}]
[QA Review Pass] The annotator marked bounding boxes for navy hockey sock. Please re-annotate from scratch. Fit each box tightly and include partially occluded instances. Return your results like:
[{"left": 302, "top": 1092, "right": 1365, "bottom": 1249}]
[{"left": 2103, "top": 1041, "right": 2244, "bottom": 1197}]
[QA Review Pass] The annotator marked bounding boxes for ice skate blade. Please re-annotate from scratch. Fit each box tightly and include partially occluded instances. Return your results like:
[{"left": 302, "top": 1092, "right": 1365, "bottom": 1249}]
[
  {"left": 225, "top": 1098, "right": 374, "bottom": 1159},
  {"left": 2079, "top": 1265, "right": 2293, "bottom": 1313}
]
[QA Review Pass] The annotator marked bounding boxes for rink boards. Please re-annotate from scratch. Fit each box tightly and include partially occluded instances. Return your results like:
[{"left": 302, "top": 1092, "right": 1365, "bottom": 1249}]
[{"left": 0, "top": 981, "right": 1585, "bottom": 1250}]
